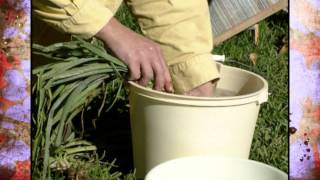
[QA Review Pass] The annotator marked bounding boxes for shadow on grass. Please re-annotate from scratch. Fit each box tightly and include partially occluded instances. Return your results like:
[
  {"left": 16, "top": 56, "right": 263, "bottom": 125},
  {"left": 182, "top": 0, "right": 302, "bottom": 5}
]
[{"left": 73, "top": 97, "right": 134, "bottom": 174}]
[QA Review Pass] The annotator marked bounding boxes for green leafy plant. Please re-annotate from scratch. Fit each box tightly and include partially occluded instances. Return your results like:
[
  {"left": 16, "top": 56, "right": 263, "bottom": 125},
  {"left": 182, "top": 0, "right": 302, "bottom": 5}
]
[{"left": 32, "top": 36, "right": 132, "bottom": 179}]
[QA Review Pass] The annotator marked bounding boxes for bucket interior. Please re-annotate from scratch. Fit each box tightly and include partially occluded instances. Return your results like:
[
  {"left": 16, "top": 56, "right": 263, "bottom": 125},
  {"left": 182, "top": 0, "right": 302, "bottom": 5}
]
[
  {"left": 129, "top": 64, "right": 268, "bottom": 106},
  {"left": 213, "top": 65, "right": 265, "bottom": 97}
]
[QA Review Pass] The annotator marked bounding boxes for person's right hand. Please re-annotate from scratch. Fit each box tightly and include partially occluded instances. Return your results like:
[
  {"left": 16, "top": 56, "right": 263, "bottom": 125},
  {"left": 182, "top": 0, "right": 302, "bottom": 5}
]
[{"left": 95, "top": 18, "right": 173, "bottom": 92}]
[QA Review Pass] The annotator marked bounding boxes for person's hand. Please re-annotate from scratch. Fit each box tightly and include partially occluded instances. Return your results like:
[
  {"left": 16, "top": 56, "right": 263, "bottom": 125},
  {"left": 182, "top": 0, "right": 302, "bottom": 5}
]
[{"left": 95, "top": 18, "right": 173, "bottom": 92}]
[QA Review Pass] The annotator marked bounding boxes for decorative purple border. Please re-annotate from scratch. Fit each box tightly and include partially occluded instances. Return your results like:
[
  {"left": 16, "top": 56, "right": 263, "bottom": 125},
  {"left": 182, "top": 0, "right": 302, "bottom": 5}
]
[
  {"left": 290, "top": 0, "right": 320, "bottom": 178},
  {"left": 0, "top": 0, "right": 30, "bottom": 179}
]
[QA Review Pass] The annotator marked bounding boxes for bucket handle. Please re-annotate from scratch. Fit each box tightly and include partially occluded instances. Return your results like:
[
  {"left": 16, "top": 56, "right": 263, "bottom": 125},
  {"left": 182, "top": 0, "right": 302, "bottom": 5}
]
[{"left": 256, "top": 86, "right": 268, "bottom": 105}]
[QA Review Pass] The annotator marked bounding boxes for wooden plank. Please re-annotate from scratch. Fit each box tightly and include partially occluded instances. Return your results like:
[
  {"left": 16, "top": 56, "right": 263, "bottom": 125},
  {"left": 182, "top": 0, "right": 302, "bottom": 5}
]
[{"left": 210, "top": 0, "right": 288, "bottom": 46}]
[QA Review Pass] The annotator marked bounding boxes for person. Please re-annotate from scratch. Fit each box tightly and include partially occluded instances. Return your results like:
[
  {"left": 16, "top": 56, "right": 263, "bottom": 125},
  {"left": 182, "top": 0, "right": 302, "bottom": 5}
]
[{"left": 33, "top": 0, "right": 220, "bottom": 97}]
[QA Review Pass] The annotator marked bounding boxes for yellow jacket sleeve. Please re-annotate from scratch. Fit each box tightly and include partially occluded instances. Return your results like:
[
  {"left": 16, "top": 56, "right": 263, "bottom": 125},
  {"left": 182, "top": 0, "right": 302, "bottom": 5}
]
[{"left": 33, "top": 0, "right": 114, "bottom": 38}]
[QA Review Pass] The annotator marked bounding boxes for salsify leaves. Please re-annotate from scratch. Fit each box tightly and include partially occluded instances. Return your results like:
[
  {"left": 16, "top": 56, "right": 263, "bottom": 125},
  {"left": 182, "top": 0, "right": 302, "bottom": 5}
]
[{"left": 32, "top": 37, "right": 129, "bottom": 179}]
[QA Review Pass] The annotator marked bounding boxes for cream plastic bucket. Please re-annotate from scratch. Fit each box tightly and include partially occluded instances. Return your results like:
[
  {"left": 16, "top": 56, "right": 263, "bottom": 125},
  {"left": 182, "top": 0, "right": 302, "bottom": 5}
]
[
  {"left": 129, "top": 63, "right": 268, "bottom": 178},
  {"left": 145, "top": 156, "right": 288, "bottom": 180}
]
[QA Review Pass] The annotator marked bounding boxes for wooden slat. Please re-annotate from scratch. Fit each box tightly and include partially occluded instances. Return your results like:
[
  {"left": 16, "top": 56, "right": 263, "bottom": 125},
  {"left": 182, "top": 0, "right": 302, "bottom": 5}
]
[{"left": 209, "top": 0, "right": 288, "bottom": 46}]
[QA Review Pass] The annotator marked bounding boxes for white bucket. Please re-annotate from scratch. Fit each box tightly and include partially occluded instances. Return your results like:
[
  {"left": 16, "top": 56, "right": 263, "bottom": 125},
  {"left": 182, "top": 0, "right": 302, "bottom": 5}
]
[
  {"left": 129, "top": 63, "right": 268, "bottom": 178},
  {"left": 145, "top": 156, "right": 288, "bottom": 180}
]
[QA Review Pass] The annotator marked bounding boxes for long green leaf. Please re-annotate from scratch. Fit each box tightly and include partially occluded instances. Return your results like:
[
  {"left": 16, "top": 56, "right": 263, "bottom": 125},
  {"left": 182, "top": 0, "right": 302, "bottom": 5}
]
[
  {"left": 42, "top": 83, "right": 78, "bottom": 180},
  {"left": 54, "top": 75, "right": 105, "bottom": 147},
  {"left": 41, "top": 57, "right": 101, "bottom": 80},
  {"left": 74, "top": 36, "right": 126, "bottom": 67}
]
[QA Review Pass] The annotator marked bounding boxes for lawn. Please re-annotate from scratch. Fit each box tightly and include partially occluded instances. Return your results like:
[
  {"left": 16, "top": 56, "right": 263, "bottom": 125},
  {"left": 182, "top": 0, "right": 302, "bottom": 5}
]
[{"left": 32, "top": 3, "right": 288, "bottom": 179}]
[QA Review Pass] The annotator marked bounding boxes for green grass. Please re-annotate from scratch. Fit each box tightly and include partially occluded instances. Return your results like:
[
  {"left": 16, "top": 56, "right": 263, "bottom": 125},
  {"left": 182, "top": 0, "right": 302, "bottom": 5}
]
[
  {"left": 50, "top": 155, "right": 136, "bottom": 180},
  {"left": 115, "top": 4, "right": 288, "bottom": 173}
]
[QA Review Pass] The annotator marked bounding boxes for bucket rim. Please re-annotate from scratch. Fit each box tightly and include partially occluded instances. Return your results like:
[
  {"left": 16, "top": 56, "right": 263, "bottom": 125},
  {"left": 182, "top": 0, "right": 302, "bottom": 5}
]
[
  {"left": 129, "top": 64, "right": 268, "bottom": 103},
  {"left": 145, "top": 156, "right": 288, "bottom": 179}
]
